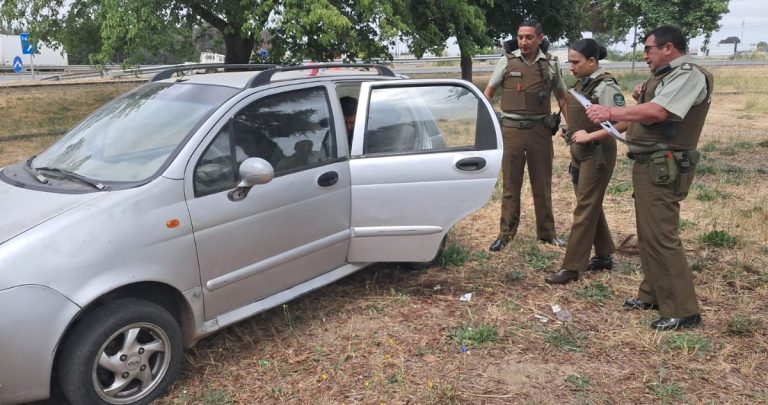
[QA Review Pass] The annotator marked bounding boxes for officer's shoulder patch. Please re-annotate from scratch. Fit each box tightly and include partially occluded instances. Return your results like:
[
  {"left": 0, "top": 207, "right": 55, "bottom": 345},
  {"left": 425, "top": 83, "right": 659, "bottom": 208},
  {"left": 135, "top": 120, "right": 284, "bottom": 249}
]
[
  {"left": 613, "top": 93, "right": 626, "bottom": 106},
  {"left": 680, "top": 63, "right": 693, "bottom": 70}
]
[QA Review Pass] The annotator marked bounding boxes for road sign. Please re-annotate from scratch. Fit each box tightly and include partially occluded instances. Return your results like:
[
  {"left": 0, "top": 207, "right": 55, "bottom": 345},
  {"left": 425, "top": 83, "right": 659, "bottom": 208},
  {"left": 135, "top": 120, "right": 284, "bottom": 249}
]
[
  {"left": 20, "top": 33, "right": 34, "bottom": 55},
  {"left": 259, "top": 49, "right": 269, "bottom": 58},
  {"left": 12, "top": 56, "right": 23, "bottom": 74}
]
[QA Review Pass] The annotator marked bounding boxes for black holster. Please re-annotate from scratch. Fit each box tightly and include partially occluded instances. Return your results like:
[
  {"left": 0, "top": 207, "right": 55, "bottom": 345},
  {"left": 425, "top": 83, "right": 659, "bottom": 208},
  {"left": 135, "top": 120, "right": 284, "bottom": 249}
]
[{"left": 592, "top": 141, "right": 606, "bottom": 169}]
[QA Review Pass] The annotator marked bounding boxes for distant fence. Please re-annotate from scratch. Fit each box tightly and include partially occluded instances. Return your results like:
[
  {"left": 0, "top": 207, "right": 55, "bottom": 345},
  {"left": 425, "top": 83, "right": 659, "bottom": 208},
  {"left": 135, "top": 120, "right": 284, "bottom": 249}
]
[{"left": 2, "top": 57, "right": 766, "bottom": 82}]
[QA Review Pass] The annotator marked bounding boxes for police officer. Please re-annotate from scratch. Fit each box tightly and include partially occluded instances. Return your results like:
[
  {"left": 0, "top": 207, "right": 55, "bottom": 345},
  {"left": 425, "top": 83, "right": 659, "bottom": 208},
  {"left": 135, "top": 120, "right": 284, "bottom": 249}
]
[
  {"left": 546, "top": 38, "right": 628, "bottom": 284},
  {"left": 484, "top": 19, "right": 568, "bottom": 252},
  {"left": 586, "top": 25, "right": 713, "bottom": 330}
]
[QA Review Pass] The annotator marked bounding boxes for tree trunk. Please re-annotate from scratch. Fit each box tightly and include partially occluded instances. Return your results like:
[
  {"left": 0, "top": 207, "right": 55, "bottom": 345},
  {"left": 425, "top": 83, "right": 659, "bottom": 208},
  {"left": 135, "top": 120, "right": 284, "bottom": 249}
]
[
  {"left": 460, "top": 53, "right": 473, "bottom": 82},
  {"left": 223, "top": 33, "right": 256, "bottom": 64}
]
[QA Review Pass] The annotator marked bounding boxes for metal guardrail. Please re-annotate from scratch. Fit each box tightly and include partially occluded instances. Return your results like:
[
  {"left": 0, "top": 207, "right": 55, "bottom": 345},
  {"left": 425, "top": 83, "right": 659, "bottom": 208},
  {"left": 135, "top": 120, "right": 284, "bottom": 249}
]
[{"left": 2, "top": 57, "right": 766, "bottom": 83}]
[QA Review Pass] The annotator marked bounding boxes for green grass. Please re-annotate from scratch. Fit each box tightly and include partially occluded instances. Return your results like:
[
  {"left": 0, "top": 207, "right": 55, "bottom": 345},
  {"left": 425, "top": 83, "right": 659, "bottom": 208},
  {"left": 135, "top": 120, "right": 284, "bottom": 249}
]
[
  {"left": 439, "top": 243, "right": 471, "bottom": 267},
  {"left": 695, "top": 162, "right": 745, "bottom": 176},
  {"left": 574, "top": 281, "right": 612, "bottom": 302},
  {"left": 565, "top": 374, "right": 590, "bottom": 390},
  {"left": 699, "top": 229, "right": 738, "bottom": 248},
  {"left": 726, "top": 315, "right": 757, "bottom": 336},
  {"left": 648, "top": 380, "right": 684, "bottom": 404},
  {"left": 663, "top": 333, "right": 712, "bottom": 356},
  {"left": 607, "top": 181, "right": 633, "bottom": 195},
  {"left": 393, "top": 291, "right": 411, "bottom": 306},
  {"left": 614, "top": 72, "right": 649, "bottom": 93},
  {"left": 448, "top": 323, "right": 499, "bottom": 348},
  {"left": 719, "top": 141, "right": 754, "bottom": 156},
  {"left": 745, "top": 97, "right": 768, "bottom": 114},
  {"left": 690, "top": 261, "right": 707, "bottom": 273},
  {"left": 678, "top": 218, "right": 695, "bottom": 230},
  {"left": 202, "top": 384, "right": 233, "bottom": 404},
  {"left": 505, "top": 270, "right": 525, "bottom": 283},
  {"left": 520, "top": 246, "right": 558, "bottom": 270},
  {"left": 614, "top": 260, "right": 640, "bottom": 274},
  {"left": 695, "top": 187, "right": 731, "bottom": 202},
  {"left": 700, "top": 143, "right": 717, "bottom": 152},
  {"left": 544, "top": 326, "right": 584, "bottom": 351}
]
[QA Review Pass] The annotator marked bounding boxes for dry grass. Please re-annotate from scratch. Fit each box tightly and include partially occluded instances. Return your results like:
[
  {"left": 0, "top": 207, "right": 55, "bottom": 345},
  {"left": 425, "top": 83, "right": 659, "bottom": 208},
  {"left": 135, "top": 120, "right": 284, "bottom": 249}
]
[{"left": 3, "top": 67, "right": 768, "bottom": 404}]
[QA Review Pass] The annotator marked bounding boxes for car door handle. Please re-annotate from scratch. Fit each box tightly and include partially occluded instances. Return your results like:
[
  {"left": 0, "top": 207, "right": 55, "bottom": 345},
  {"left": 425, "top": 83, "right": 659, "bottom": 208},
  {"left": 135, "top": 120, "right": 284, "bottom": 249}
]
[
  {"left": 317, "top": 171, "right": 339, "bottom": 187},
  {"left": 455, "top": 157, "right": 486, "bottom": 171}
]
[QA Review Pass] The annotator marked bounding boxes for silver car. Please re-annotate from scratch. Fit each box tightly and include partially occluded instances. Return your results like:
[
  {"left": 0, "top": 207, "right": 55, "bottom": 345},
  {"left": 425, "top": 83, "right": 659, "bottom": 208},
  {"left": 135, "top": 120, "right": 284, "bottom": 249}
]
[{"left": 0, "top": 64, "right": 502, "bottom": 404}]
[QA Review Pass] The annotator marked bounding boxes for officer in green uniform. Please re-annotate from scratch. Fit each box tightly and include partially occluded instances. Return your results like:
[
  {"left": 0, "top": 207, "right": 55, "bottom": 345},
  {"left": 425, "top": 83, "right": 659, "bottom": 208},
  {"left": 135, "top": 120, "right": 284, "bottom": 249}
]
[
  {"left": 586, "top": 25, "right": 713, "bottom": 330},
  {"left": 546, "top": 38, "right": 629, "bottom": 284},
  {"left": 484, "top": 19, "right": 568, "bottom": 252}
]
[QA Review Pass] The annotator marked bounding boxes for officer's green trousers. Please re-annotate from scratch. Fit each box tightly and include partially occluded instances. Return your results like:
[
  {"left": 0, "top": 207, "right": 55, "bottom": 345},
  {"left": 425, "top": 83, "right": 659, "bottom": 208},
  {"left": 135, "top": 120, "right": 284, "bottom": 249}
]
[
  {"left": 498, "top": 124, "right": 556, "bottom": 242},
  {"left": 633, "top": 161, "right": 700, "bottom": 318},
  {"left": 561, "top": 140, "right": 617, "bottom": 271}
]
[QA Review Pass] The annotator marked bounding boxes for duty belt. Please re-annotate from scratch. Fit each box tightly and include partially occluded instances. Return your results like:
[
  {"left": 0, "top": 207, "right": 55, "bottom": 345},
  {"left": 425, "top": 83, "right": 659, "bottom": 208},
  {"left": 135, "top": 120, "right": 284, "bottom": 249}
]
[
  {"left": 628, "top": 150, "right": 696, "bottom": 169},
  {"left": 626, "top": 151, "right": 655, "bottom": 163},
  {"left": 501, "top": 116, "right": 545, "bottom": 129}
]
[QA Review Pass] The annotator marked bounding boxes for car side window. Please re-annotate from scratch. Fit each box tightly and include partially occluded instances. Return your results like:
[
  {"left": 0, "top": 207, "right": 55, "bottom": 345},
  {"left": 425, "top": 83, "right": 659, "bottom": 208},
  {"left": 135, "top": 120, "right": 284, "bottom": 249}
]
[
  {"left": 362, "top": 85, "right": 491, "bottom": 155},
  {"left": 194, "top": 87, "right": 336, "bottom": 196}
]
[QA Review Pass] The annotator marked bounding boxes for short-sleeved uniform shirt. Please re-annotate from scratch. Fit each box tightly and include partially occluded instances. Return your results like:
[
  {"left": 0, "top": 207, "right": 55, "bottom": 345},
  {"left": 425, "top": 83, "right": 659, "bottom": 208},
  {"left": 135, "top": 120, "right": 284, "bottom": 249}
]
[
  {"left": 488, "top": 48, "right": 567, "bottom": 120},
  {"left": 646, "top": 55, "right": 708, "bottom": 121},
  {"left": 587, "top": 67, "right": 625, "bottom": 108}
]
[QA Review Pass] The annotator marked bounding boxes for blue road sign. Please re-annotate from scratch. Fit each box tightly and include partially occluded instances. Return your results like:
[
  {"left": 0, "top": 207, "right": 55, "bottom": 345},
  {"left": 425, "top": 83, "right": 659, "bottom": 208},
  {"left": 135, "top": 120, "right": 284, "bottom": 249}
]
[
  {"left": 259, "top": 49, "right": 269, "bottom": 58},
  {"left": 20, "top": 33, "right": 34, "bottom": 55},
  {"left": 12, "top": 56, "right": 23, "bottom": 74}
]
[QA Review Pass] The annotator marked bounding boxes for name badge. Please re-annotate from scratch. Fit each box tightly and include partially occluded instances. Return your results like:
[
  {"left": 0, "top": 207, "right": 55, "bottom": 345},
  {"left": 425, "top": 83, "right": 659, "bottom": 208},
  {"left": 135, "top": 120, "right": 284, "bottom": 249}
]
[{"left": 508, "top": 72, "right": 522, "bottom": 77}]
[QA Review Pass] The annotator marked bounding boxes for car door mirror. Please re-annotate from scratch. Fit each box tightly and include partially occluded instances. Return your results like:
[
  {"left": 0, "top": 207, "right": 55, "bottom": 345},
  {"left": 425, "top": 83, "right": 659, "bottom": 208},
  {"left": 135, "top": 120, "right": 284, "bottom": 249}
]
[{"left": 228, "top": 158, "right": 274, "bottom": 202}]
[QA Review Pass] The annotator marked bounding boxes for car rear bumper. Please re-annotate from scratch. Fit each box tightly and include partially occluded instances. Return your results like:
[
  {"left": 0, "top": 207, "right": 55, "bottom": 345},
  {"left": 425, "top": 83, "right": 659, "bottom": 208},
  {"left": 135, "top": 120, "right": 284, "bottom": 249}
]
[{"left": 0, "top": 285, "right": 80, "bottom": 404}]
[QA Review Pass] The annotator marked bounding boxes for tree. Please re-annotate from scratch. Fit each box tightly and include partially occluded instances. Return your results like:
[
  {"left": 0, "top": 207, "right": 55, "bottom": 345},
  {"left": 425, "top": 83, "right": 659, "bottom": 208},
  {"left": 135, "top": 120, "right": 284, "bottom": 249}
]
[
  {"left": 399, "top": 0, "right": 491, "bottom": 81},
  {"left": 757, "top": 41, "right": 768, "bottom": 53},
  {"left": 401, "top": 0, "right": 591, "bottom": 82},
  {"left": 719, "top": 36, "right": 740, "bottom": 53},
  {"left": 0, "top": 0, "right": 405, "bottom": 66},
  {"left": 593, "top": 0, "right": 730, "bottom": 51}
]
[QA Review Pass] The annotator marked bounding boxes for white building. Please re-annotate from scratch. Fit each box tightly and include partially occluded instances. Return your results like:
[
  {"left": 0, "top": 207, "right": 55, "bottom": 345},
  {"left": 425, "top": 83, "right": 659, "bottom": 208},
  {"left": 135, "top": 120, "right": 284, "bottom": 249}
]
[{"left": 0, "top": 34, "right": 68, "bottom": 66}]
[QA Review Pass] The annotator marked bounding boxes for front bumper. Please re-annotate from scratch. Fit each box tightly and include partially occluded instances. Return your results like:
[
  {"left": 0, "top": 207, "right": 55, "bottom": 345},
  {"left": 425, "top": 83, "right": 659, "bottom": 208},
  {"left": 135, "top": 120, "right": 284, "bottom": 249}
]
[{"left": 0, "top": 285, "right": 79, "bottom": 404}]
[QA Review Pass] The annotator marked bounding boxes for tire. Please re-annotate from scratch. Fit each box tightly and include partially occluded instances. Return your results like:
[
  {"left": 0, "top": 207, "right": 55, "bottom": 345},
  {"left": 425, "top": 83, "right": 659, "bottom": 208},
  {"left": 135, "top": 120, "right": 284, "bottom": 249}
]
[
  {"left": 408, "top": 234, "right": 448, "bottom": 270},
  {"left": 58, "top": 299, "right": 183, "bottom": 405}
]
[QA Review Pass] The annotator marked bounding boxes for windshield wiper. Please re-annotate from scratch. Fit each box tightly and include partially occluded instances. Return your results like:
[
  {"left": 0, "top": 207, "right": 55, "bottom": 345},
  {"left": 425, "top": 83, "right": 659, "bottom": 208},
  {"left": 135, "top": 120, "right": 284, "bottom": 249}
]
[
  {"left": 34, "top": 166, "right": 108, "bottom": 191},
  {"left": 24, "top": 157, "right": 50, "bottom": 184}
]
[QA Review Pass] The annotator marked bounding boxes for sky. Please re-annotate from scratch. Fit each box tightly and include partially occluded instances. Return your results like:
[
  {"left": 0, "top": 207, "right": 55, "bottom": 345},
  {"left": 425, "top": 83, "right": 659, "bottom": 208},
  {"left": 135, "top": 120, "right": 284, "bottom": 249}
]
[{"left": 612, "top": 0, "right": 768, "bottom": 52}]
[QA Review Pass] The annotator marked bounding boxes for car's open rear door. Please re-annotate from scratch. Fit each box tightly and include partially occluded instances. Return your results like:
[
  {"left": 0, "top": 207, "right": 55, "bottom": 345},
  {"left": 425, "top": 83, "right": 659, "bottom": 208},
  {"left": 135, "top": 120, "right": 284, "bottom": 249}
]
[{"left": 347, "top": 79, "right": 502, "bottom": 262}]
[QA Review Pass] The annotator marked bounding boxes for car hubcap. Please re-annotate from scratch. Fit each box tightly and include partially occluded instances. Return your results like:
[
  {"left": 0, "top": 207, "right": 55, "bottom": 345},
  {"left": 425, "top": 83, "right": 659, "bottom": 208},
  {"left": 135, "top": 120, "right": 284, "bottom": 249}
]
[{"left": 92, "top": 322, "right": 172, "bottom": 404}]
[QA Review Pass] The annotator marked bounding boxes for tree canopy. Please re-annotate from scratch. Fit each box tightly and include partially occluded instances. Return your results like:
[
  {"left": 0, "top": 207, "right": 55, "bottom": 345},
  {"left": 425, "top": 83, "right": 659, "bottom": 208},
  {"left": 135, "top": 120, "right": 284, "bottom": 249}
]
[
  {"left": 0, "top": 0, "right": 406, "bottom": 66},
  {"left": 592, "top": 0, "right": 729, "bottom": 51},
  {"left": 1, "top": 0, "right": 731, "bottom": 70}
]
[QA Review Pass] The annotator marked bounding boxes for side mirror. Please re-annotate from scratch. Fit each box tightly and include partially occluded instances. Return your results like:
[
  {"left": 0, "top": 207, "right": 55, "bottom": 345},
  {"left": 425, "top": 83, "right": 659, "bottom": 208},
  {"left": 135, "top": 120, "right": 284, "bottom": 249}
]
[{"left": 228, "top": 158, "right": 274, "bottom": 201}]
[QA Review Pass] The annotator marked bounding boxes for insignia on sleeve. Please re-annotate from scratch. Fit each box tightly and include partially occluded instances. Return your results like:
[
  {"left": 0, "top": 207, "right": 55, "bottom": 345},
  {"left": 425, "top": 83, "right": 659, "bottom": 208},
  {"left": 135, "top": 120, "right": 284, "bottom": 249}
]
[
  {"left": 613, "top": 93, "right": 626, "bottom": 106},
  {"left": 681, "top": 63, "right": 692, "bottom": 70}
]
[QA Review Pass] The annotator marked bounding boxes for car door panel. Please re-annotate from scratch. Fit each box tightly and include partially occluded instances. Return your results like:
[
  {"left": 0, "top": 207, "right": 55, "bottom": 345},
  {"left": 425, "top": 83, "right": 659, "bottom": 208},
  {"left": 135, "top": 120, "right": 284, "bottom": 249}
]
[
  {"left": 185, "top": 84, "right": 352, "bottom": 319},
  {"left": 347, "top": 80, "right": 502, "bottom": 263}
]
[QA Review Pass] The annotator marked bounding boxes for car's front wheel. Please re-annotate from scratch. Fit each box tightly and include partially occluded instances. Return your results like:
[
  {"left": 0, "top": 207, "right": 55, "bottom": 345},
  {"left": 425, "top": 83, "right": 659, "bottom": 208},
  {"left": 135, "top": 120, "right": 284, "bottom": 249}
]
[{"left": 58, "top": 298, "right": 182, "bottom": 405}]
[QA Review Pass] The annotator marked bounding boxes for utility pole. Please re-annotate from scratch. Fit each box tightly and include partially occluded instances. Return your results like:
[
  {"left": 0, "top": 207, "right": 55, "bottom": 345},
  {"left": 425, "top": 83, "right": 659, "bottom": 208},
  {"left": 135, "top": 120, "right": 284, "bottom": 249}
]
[{"left": 631, "top": 19, "right": 638, "bottom": 74}]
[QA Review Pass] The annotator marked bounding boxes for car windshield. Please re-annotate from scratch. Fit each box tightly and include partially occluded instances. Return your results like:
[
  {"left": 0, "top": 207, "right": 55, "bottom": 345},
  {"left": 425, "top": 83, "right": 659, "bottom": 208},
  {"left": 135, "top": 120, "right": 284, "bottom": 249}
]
[{"left": 32, "top": 83, "right": 238, "bottom": 183}]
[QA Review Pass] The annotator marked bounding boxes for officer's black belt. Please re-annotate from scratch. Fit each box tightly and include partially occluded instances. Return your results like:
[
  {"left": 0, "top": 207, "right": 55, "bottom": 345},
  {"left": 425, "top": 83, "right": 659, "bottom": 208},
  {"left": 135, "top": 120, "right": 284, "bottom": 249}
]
[{"left": 501, "top": 116, "right": 545, "bottom": 129}]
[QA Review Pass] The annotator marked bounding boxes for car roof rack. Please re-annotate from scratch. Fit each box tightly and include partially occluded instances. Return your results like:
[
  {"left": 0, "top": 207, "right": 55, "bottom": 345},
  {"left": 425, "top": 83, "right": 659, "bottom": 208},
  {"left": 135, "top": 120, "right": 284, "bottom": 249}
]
[
  {"left": 246, "top": 63, "right": 395, "bottom": 88},
  {"left": 150, "top": 63, "right": 281, "bottom": 82}
]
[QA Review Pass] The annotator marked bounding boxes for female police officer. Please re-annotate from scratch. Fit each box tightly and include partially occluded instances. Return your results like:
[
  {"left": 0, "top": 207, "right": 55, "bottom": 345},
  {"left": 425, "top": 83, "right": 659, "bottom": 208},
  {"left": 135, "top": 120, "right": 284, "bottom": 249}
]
[{"left": 545, "top": 38, "right": 628, "bottom": 284}]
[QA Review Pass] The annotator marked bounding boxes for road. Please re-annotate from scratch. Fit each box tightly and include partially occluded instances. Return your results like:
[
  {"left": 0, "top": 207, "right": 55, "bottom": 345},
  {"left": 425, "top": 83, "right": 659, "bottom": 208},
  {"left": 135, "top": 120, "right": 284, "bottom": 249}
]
[{"left": 1, "top": 59, "right": 766, "bottom": 82}]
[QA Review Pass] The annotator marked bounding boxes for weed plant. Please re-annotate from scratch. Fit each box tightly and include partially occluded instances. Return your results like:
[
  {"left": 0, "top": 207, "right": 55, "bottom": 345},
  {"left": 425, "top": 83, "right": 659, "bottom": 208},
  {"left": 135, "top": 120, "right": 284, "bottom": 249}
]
[
  {"left": 699, "top": 229, "right": 738, "bottom": 248},
  {"left": 575, "top": 281, "right": 612, "bottom": 302},
  {"left": 448, "top": 323, "right": 499, "bottom": 347}
]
